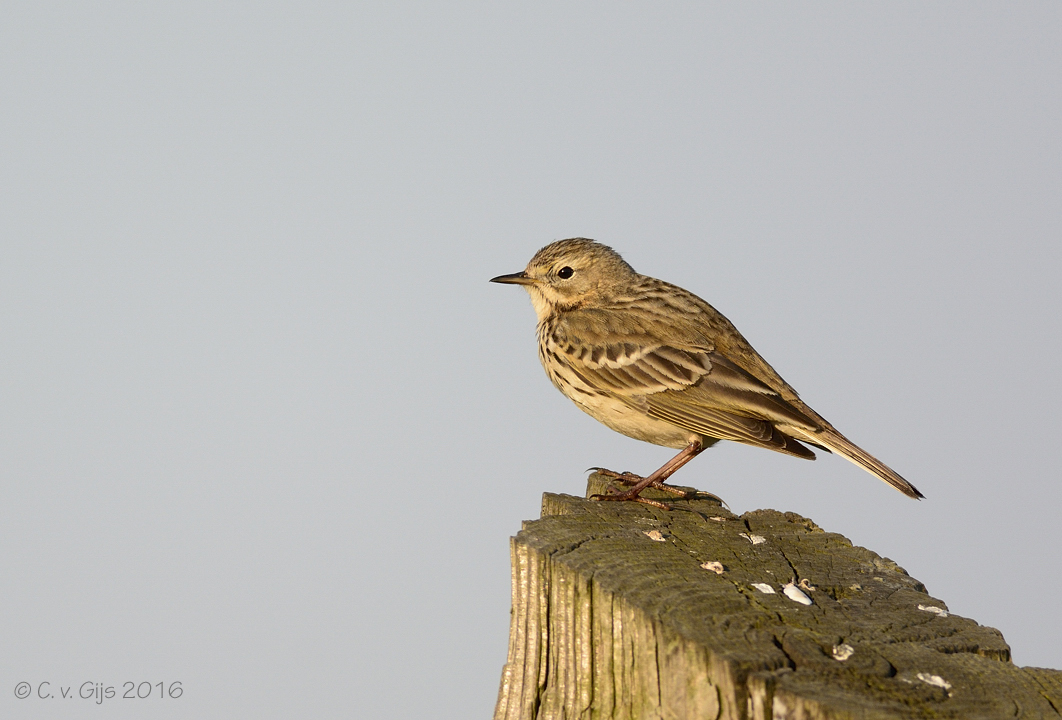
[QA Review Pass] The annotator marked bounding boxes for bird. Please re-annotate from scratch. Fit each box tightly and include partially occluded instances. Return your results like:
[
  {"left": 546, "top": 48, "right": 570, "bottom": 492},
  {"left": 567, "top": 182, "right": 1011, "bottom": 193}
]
[{"left": 490, "top": 237, "right": 923, "bottom": 507}]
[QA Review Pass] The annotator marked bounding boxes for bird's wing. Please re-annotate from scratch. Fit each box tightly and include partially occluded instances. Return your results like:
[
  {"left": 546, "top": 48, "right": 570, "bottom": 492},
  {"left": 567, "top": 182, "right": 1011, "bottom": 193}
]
[{"left": 550, "top": 314, "right": 821, "bottom": 456}]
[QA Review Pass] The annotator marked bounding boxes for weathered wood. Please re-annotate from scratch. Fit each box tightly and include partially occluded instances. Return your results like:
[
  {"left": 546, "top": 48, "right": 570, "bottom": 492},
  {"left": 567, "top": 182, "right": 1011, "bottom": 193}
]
[{"left": 494, "top": 474, "right": 1062, "bottom": 720}]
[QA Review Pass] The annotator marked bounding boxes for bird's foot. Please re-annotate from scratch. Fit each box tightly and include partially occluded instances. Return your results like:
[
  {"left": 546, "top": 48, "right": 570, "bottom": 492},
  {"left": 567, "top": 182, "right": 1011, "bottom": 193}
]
[
  {"left": 590, "top": 484, "right": 673, "bottom": 510},
  {"left": 588, "top": 467, "right": 693, "bottom": 497}
]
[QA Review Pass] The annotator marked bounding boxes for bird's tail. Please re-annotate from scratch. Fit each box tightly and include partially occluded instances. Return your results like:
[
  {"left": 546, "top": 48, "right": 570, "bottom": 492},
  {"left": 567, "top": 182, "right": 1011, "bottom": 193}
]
[{"left": 792, "top": 427, "right": 924, "bottom": 499}]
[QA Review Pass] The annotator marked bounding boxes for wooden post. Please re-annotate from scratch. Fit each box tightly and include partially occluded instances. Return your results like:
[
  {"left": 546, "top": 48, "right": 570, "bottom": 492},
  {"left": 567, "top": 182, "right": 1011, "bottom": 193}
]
[{"left": 494, "top": 474, "right": 1062, "bottom": 720}]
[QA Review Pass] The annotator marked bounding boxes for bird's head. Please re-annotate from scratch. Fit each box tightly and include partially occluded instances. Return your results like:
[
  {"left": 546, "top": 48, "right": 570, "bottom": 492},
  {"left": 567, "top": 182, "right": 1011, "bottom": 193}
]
[{"left": 490, "top": 238, "right": 636, "bottom": 320}]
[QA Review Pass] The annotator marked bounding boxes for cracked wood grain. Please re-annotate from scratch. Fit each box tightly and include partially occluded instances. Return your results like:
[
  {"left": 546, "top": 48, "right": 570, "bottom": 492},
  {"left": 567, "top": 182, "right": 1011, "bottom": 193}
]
[{"left": 493, "top": 473, "right": 1062, "bottom": 720}]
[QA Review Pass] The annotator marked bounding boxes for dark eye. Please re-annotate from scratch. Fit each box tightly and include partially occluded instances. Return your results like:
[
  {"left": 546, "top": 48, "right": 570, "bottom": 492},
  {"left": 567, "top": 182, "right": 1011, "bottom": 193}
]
[{"left": 557, "top": 266, "right": 574, "bottom": 279}]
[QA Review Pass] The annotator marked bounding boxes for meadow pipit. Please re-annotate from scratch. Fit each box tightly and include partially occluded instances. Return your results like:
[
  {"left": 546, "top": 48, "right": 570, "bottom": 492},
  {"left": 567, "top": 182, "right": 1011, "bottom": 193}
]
[{"left": 491, "top": 238, "right": 923, "bottom": 507}]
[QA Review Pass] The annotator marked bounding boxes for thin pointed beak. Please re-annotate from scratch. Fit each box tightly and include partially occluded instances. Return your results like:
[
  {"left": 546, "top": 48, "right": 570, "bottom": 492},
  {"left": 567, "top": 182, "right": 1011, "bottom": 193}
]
[{"left": 490, "top": 271, "right": 536, "bottom": 286}]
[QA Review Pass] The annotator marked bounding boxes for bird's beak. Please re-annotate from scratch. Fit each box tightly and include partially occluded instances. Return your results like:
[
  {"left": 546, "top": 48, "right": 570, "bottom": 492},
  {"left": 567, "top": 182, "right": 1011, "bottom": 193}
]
[{"left": 490, "top": 271, "right": 536, "bottom": 286}]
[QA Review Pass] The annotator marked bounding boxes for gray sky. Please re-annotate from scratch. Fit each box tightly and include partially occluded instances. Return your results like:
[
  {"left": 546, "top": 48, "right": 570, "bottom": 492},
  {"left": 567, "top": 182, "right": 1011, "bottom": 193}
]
[{"left": 2, "top": 3, "right": 1060, "bottom": 718}]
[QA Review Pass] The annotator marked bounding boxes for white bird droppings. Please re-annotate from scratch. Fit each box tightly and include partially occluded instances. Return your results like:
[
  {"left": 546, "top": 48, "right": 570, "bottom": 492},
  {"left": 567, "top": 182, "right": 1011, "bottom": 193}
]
[
  {"left": 832, "top": 644, "right": 855, "bottom": 661},
  {"left": 918, "top": 604, "right": 949, "bottom": 618},
  {"left": 917, "top": 673, "right": 952, "bottom": 692},
  {"left": 751, "top": 583, "right": 775, "bottom": 594},
  {"left": 783, "top": 582, "right": 813, "bottom": 605},
  {"left": 700, "top": 561, "right": 725, "bottom": 574}
]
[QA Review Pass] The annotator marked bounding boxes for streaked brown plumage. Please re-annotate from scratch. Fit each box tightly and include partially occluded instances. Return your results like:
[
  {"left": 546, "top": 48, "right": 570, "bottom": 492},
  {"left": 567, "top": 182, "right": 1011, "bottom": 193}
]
[{"left": 491, "top": 237, "right": 923, "bottom": 506}]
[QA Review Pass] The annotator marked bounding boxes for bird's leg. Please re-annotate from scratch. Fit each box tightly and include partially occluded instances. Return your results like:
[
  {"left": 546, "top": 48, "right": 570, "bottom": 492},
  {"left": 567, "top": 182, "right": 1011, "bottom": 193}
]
[{"left": 590, "top": 441, "right": 707, "bottom": 507}]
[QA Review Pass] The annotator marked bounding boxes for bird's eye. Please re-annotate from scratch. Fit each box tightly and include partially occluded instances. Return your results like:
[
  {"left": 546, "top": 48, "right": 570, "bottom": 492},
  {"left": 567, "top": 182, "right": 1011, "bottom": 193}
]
[{"left": 557, "top": 266, "right": 574, "bottom": 279}]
